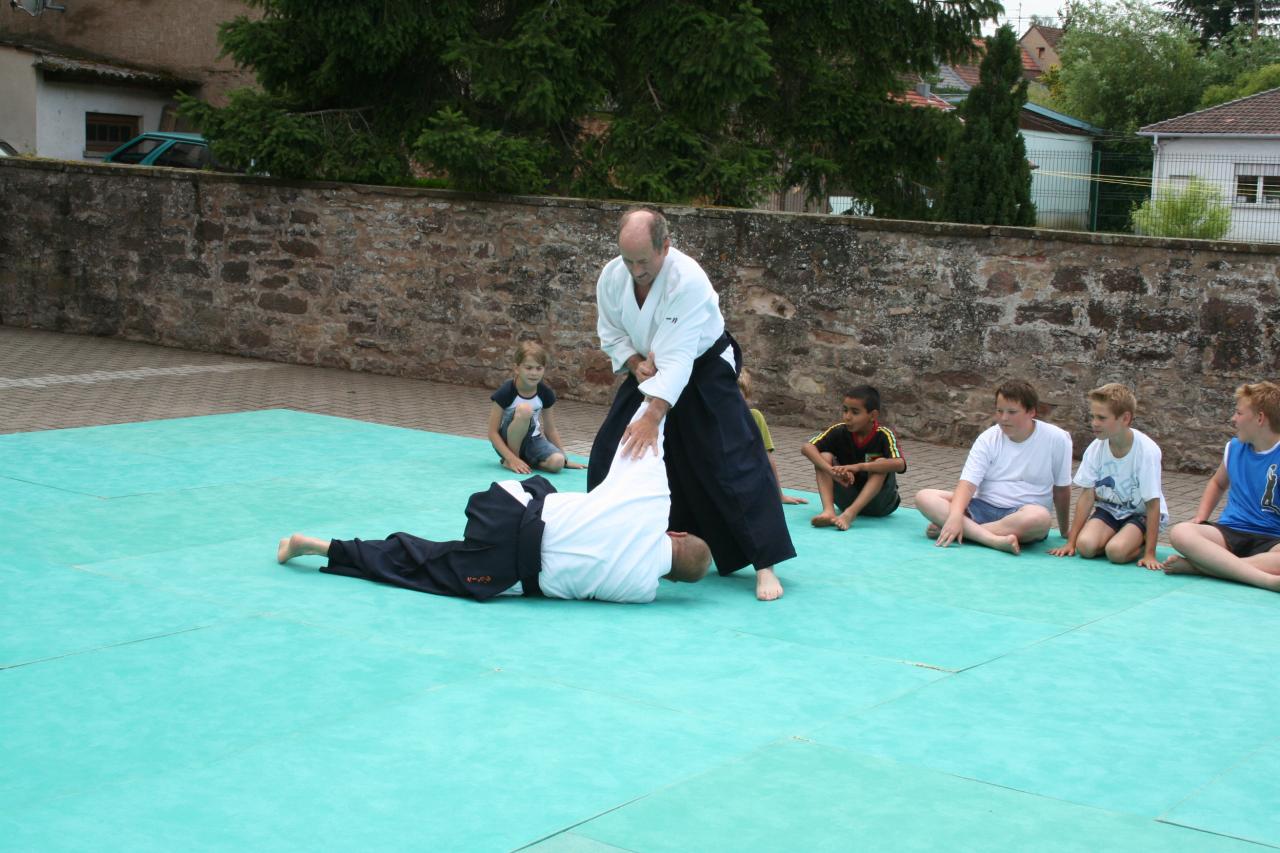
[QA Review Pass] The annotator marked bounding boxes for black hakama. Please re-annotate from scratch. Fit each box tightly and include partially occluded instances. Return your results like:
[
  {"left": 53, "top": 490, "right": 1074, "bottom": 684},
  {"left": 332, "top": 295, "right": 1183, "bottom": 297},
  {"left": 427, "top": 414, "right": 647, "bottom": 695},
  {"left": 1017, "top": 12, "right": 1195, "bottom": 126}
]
[
  {"left": 323, "top": 476, "right": 556, "bottom": 600},
  {"left": 587, "top": 333, "right": 796, "bottom": 575}
]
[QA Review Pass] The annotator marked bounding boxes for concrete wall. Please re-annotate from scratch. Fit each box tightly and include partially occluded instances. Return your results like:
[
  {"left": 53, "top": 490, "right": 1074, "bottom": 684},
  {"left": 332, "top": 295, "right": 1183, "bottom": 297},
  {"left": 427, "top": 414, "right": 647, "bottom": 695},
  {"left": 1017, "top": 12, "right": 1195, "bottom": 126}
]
[
  {"left": 2, "top": 156, "right": 1278, "bottom": 473},
  {"left": 0, "top": 45, "right": 38, "bottom": 153}
]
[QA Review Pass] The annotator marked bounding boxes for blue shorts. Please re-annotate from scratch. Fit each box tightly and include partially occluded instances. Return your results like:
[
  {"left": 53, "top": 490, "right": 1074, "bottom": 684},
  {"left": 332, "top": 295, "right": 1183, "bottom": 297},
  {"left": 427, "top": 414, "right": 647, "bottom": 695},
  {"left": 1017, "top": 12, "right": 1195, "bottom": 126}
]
[
  {"left": 965, "top": 497, "right": 1019, "bottom": 525},
  {"left": 497, "top": 410, "right": 561, "bottom": 466},
  {"left": 1091, "top": 506, "right": 1147, "bottom": 533}
]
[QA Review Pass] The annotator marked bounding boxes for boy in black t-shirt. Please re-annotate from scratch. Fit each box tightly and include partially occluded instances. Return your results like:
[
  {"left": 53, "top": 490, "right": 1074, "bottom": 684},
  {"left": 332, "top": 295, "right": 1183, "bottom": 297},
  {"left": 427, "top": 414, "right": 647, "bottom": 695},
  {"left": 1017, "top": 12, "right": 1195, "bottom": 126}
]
[
  {"left": 486, "top": 341, "right": 585, "bottom": 475},
  {"left": 801, "top": 385, "right": 906, "bottom": 530}
]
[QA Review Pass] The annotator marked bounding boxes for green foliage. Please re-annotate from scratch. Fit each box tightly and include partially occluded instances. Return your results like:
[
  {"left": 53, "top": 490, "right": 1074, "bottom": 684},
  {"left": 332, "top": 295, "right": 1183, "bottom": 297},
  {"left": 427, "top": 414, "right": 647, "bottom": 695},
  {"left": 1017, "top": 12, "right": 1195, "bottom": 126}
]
[
  {"left": 183, "top": 0, "right": 1002, "bottom": 208},
  {"left": 1163, "top": 0, "right": 1280, "bottom": 46},
  {"left": 1200, "top": 61, "right": 1280, "bottom": 105},
  {"left": 939, "top": 26, "right": 1035, "bottom": 226},
  {"left": 1052, "top": 0, "right": 1207, "bottom": 134},
  {"left": 1131, "top": 177, "right": 1231, "bottom": 239}
]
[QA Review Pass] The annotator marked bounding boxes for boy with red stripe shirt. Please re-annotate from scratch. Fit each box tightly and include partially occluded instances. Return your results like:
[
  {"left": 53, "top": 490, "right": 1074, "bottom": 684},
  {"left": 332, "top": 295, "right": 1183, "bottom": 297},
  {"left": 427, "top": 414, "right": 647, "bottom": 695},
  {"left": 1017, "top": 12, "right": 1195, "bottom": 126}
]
[{"left": 801, "top": 385, "right": 905, "bottom": 531}]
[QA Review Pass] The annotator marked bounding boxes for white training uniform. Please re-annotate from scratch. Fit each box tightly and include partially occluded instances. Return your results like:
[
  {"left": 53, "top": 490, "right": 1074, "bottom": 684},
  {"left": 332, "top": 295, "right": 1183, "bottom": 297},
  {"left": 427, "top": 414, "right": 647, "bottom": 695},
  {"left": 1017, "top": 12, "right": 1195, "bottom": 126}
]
[
  {"left": 960, "top": 420, "right": 1073, "bottom": 511},
  {"left": 498, "top": 403, "right": 673, "bottom": 603},
  {"left": 1074, "top": 428, "right": 1169, "bottom": 526},
  {"left": 596, "top": 246, "right": 732, "bottom": 406}
]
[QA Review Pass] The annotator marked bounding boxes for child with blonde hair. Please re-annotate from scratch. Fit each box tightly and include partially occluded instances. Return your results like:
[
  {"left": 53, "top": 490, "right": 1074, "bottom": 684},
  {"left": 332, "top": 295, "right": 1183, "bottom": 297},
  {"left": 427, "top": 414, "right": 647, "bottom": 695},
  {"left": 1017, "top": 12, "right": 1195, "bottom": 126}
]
[{"left": 487, "top": 341, "right": 584, "bottom": 474}]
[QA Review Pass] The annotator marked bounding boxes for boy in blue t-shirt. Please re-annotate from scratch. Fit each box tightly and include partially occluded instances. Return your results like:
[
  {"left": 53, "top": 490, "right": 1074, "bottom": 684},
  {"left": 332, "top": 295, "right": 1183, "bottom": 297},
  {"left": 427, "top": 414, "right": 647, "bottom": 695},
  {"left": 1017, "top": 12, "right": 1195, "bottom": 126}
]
[
  {"left": 1163, "top": 381, "right": 1280, "bottom": 591},
  {"left": 486, "top": 341, "right": 585, "bottom": 475}
]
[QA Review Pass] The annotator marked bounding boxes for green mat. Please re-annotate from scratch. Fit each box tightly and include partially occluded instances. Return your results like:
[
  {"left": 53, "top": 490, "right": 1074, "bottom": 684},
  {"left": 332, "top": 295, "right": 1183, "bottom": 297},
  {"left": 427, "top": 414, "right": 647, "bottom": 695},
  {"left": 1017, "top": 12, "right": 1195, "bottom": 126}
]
[{"left": 2, "top": 410, "right": 1277, "bottom": 851}]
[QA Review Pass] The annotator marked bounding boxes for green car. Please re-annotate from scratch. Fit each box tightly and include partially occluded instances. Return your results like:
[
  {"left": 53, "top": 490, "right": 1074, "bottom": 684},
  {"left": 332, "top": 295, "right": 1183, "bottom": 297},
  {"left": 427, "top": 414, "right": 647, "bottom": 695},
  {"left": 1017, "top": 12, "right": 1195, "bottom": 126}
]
[{"left": 104, "top": 132, "right": 218, "bottom": 170}]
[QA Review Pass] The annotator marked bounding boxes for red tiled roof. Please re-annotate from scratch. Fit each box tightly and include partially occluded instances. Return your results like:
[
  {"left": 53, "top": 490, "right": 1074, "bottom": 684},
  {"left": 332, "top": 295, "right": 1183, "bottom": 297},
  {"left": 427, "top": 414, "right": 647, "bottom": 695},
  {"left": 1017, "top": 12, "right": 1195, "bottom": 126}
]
[
  {"left": 1140, "top": 87, "right": 1280, "bottom": 135},
  {"left": 948, "top": 38, "right": 1041, "bottom": 86},
  {"left": 895, "top": 89, "right": 955, "bottom": 111},
  {"left": 1034, "top": 25, "right": 1064, "bottom": 49}
]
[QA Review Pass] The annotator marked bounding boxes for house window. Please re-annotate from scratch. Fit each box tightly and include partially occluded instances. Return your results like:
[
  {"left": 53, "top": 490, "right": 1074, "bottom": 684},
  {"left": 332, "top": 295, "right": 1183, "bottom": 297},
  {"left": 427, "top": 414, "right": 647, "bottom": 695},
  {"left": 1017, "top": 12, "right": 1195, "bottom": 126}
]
[
  {"left": 1234, "top": 164, "right": 1280, "bottom": 204},
  {"left": 1037, "top": 46, "right": 1045, "bottom": 58},
  {"left": 85, "top": 113, "right": 140, "bottom": 153}
]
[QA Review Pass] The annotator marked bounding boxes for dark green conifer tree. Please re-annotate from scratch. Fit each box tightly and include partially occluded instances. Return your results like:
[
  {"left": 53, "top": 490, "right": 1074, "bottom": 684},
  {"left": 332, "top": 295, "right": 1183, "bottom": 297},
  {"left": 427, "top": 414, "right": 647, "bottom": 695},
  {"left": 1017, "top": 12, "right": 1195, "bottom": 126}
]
[{"left": 940, "top": 25, "right": 1035, "bottom": 227}]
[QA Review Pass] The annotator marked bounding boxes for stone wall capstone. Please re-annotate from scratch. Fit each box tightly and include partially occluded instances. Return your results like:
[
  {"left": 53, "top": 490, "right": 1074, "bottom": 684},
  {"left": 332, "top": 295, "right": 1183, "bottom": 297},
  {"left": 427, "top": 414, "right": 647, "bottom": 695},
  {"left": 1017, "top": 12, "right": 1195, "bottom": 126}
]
[{"left": 3, "top": 156, "right": 1279, "bottom": 473}]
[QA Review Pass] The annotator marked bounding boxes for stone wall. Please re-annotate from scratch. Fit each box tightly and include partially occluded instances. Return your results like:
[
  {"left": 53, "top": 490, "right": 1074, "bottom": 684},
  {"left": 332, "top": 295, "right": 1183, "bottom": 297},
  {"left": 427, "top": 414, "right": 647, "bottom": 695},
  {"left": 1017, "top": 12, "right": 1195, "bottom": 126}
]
[{"left": 3, "top": 157, "right": 1279, "bottom": 472}]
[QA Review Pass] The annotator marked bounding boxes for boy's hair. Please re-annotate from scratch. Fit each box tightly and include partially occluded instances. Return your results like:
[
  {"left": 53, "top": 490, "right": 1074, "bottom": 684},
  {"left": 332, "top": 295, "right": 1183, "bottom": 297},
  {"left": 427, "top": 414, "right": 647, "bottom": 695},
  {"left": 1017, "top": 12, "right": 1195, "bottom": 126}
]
[
  {"left": 513, "top": 340, "right": 548, "bottom": 367},
  {"left": 619, "top": 206, "right": 669, "bottom": 250},
  {"left": 737, "top": 367, "right": 753, "bottom": 401},
  {"left": 995, "top": 379, "right": 1039, "bottom": 413},
  {"left": 1236, "top": 381, "right": 1280, "bottom": 427},
  {"left": 845, "top": 385, "right": 881, "bottom": 413},
  {"left": 1087, "top": 382, "right": 1136, "bottom": 419}
]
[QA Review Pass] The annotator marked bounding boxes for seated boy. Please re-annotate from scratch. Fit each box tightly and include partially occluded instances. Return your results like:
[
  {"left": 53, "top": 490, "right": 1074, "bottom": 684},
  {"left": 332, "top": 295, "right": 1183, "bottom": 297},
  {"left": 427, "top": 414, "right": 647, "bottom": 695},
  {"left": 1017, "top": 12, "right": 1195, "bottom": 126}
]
[
  {"left": 1049, "top": 383, "right": 1167, "bottom": 568},
  {"left": 487, "top": 341, "right": 585, "bottom": 475},
  {"left": 1163, "top": 381, "right": 1280, "bottom": 591},
  {"left": 801, "top": 385, "right": 905, "bottom": 531},
  {"left": 915, "top": 379, "right": 1072, "bottom": 554},
  {"left": 739, "top": 368, "right": 808, "bottom": 505}
]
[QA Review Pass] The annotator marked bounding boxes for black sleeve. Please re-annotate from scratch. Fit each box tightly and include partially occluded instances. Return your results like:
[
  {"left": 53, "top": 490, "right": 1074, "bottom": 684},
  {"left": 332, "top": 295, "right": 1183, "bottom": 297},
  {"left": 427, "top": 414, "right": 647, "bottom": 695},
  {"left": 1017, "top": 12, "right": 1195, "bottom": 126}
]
[
  {"left": 491, "top": 380, "right": 517, "bottom": 407},
  {"left": 537, "top": 381, "right": 557, "bottom": 408}
]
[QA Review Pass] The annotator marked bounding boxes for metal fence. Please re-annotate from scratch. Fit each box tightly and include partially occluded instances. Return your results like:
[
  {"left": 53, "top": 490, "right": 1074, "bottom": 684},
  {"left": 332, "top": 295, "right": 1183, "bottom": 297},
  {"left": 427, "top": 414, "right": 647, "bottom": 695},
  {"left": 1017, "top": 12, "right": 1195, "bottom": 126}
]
[{"left": 758, "top": 149, "right": 1280, "bottom": 244}]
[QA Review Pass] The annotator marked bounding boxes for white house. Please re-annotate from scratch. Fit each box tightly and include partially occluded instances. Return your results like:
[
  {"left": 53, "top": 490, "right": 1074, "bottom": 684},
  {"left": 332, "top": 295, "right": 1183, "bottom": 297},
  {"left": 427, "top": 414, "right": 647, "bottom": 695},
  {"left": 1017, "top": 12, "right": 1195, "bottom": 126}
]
[
  {"left": 1140, "top": 88, "right": 1280, "bottom": 243},
  {"left": 0, "top": 41, "right": 196, "bottom": 160}
]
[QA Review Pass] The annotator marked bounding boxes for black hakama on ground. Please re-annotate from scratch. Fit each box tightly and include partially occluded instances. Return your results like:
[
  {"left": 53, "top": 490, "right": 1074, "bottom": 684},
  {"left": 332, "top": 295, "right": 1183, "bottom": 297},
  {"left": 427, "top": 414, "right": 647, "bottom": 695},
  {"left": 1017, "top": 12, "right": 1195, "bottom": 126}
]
[
  {"left": 587, "top": 333, "right": 796, "bottom": 575},
  {"left": 322, "top": 476, "right": 556, "bottom": 600}
]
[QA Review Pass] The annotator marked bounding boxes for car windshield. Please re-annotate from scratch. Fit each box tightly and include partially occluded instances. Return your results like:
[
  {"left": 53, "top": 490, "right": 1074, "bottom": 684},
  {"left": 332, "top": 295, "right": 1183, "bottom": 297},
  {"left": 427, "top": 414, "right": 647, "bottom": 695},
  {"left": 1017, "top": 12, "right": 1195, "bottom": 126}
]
[
  {"left": 109, "top": 137, "right": 164, "bottom": 164},
  {"left": 152, "top": 142, "right": 209, "bottom": 169}
]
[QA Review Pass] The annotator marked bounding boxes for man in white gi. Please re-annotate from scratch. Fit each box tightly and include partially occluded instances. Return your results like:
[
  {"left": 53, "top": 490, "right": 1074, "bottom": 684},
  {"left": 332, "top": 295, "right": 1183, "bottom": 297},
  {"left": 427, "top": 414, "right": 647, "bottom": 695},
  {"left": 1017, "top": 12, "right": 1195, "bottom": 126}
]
[
  {"left": 587, "top": 207, "right": 795, "bottom": 601},
  {"left": 276, "top": 404, "right": 711, "bottom": 603}
]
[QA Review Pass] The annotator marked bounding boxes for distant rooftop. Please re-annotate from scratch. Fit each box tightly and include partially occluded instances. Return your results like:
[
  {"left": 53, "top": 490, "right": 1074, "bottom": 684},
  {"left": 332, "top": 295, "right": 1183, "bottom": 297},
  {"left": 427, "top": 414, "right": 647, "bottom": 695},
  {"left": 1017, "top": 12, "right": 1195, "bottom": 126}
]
[{"left": 1140, "top": 87, "right": 1280, "bottom": 136}]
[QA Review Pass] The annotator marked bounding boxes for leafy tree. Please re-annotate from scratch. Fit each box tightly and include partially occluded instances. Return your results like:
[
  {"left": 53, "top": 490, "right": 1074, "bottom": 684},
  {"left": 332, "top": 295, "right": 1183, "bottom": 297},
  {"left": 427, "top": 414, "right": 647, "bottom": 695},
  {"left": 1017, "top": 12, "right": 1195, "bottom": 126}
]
[
  {"left": 182, "top": 0, "right": 1002, "bottom": 208},
  {"left": 1163, "top": 0, "right": 1280, "bottom": 46},
  {"left": 1131, "top": 177, "right": 1231, "bottom": 238},
  {"left": 939, "top": 25, "right": 1035, "bottom": 226},
  {"left": 1051, "top": 0, "right": 1207, "bottom": 134},
  {"left": 1201, "top": 61, "right": 1280, "bottom": 104}
]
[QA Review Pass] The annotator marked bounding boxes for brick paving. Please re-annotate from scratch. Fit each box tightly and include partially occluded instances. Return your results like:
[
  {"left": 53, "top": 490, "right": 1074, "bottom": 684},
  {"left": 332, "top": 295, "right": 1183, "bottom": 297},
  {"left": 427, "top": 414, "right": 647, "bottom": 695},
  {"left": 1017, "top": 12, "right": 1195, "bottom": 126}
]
[{"left": 0, "top": 325, "right": 1210, "bottom": 537}]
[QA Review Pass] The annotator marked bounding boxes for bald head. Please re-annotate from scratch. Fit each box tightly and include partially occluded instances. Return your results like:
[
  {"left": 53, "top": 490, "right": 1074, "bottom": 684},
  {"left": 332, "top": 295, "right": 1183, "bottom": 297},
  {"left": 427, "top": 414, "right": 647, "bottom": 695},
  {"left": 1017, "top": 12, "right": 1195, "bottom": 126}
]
[
  {"left": 617, "top": 207, "right": 670, "bottom": 289},
  {"left": 665, "top": 531, "right": 711, "bottom": 583}
]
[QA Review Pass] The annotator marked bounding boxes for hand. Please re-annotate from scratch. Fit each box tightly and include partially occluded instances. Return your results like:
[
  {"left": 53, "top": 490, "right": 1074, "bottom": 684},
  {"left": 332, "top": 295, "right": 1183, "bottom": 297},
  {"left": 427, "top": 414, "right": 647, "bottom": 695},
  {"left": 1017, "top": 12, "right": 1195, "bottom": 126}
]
[
  {"left": 564, "top": 459, "right": 587, "bottom": 470},
  {"left": 620, "top": 413, "right": 661, "bottom": 459},
  {"left": 935, "top": 516, "right": 964, "bottom": 548},
  {"left": 1138, "top": 554, "right": 1163, "bottom": 571},
  {"left": 782, "top": 494, "right": 809, "bottom": 505},
  {"left": 1048, "top": 543, "right": 1076, "bottom": 557},
  {"left": 631, "top": 351, "right": 657, "bottom": 383},
  {"left": 830, "top": 465, "right": 855, "bottom": 487},
  {"left": 502, "top": 457, "right": 532, "bottom": 475}
]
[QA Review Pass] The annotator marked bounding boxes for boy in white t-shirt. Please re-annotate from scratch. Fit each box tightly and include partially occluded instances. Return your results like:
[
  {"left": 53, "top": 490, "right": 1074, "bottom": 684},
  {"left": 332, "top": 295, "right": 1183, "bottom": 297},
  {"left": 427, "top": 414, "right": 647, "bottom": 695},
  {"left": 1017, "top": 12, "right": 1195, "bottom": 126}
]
[
  {"left": 915, "top": 380, "right": 1072, "bottom": 554},
  {"left": 1049, "top": 383, "right": 1167, "bottom": 569}
]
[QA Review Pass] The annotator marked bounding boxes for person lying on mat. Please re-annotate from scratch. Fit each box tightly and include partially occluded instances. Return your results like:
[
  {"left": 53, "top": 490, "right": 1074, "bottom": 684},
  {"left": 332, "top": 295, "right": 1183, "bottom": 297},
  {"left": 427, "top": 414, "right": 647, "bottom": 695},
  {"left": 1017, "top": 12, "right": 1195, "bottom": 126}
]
[{"left": 277, "top": 402, "right": 710, "bottom": 603}]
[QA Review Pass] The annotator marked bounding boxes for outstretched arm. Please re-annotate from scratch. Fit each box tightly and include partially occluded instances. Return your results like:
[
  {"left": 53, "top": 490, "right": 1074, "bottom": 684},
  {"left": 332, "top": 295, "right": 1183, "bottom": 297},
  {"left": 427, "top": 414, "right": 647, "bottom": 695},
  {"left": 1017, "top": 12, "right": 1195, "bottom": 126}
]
[
  {"left": 620, "top": 396, "right": 671, "bottom": 459},
  {"left": 1049, "top": 489, "right": 1094, "bottom": 556},
  {"left": 1053, "top": 485, "right": 1072, "bottom": 538},
  {"left": 487, "top": 402, "right": 531, "bottom": 474}
]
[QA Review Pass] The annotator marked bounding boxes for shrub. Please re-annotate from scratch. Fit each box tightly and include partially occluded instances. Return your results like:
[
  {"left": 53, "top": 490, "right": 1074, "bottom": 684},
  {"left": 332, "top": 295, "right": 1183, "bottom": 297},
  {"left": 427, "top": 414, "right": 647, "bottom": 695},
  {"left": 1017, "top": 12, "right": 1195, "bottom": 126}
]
[{"left": 1131, "top": 177, "right": 1231, "bottom": 239}]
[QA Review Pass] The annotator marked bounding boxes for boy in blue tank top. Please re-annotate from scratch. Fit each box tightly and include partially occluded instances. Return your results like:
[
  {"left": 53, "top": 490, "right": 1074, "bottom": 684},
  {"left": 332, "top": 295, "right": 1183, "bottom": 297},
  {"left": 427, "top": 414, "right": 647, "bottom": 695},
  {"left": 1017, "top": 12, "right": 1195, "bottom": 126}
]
[{"left": 1163, "top": 381, "right": 1280, "bottom": 591}]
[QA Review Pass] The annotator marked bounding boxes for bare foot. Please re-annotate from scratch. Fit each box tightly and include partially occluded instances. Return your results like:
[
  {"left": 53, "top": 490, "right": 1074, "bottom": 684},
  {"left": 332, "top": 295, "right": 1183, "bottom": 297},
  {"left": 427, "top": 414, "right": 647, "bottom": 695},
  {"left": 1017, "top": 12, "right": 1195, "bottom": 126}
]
[
  {"left": 756, "top": 568, "right": 784, "bottom": 601},
  {"left": 278, "top": 534, "right": 300, "bottom": 564},
  {"left": 990, "top": 534, "right": 1021, "bottom": 555},
  {"left": 782, "top": 495, "right": 809, "bottom": 505},
  {"left": 811, "top": 511, "right": 837, "bottom": 528},
  {"left": 1162, "top": 555, "right": 1201, "bottom": 575},
  {"left": 833, "top": 512, "right": 854, "bottom": 531},
  {"left": 925, "top": 523, "right": 940, "bottom": 539}
]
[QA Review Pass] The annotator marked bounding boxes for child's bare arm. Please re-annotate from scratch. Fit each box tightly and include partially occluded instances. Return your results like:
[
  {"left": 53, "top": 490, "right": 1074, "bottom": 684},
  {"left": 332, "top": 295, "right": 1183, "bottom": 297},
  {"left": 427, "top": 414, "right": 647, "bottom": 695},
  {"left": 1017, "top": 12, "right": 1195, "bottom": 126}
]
[
  {"left": 1049, "top": 488, "right": 1094, "bottom": 556},
  {"left": 1052, "top": 485, "right": 1072, "bottom": 538},
  {"left": 487, "top": 403, "right": 530, "bottom": 474},
  {"left": 1138, "top": 498, "right": 1163, "bottom": 570},
  {"left": 1191, "top": 463, "right": 1230, "bottom": 523},
  {"left": 837, "top": 457, "right": 906, "bottom": 476},
  {"left": 767, "top": 451, "right": 807, "bottom": 504}
]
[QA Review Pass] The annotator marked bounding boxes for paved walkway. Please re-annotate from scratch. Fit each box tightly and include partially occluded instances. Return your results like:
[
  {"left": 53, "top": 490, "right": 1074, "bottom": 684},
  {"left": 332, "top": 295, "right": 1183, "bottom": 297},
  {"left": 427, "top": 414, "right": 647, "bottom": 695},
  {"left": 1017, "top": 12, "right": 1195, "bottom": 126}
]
[{"left": 0, "top": 325, "right": 1209, "bottom": 534}]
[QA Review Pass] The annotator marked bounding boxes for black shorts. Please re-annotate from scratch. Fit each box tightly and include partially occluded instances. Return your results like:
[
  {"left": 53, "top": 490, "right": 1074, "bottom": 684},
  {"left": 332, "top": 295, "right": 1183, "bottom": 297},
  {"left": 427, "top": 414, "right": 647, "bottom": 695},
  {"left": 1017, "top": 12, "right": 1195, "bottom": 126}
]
[
  {"left": 1091, "top": 506, "right": 1147, "bottom": 534},
  {"left": 1205, "top": 522, "right": 1280, "bottom": 559}
]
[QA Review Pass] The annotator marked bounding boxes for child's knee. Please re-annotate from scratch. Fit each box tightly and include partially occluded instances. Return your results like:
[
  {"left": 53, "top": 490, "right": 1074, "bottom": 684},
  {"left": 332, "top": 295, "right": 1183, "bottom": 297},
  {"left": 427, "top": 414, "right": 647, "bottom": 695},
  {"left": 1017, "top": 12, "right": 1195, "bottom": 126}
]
[
  {"left": 1076, "top": 538, "right": 1105, "bottom": 559},
  {"left": 512, "top": 403, "right": 534, "bottom": 421},
  {"left": 539, "top": 453, "right": 565, "bottom": 473},
  {"left": 1168, "top": 522, "right": 1197, "bottom": 548},
  {"left": 1104, "top": 539, "right": 1133, "bottom": 563}
]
